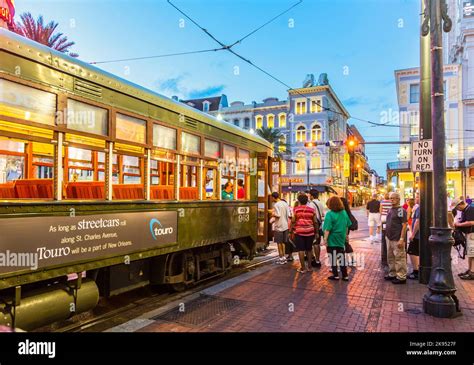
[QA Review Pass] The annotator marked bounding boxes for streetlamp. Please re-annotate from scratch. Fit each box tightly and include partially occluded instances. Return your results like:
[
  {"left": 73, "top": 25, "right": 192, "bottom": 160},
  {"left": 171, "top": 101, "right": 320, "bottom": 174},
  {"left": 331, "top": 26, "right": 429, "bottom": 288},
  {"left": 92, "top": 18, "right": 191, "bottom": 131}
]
[{"left": 421, "top": 0, "right": 460, "bottom": 318}]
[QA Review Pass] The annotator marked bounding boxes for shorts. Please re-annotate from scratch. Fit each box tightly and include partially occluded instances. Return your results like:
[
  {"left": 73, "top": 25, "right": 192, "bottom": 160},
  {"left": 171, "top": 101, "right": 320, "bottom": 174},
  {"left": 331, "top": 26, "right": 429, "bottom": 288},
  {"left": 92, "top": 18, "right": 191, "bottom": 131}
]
[
  {"left": 295, "top": 234, "right": 314, "bottom": 252},
  {"left": 368, "top": 213, "right": 381, "bottom": 227},
  {"left": 407, "top": 238, "right": 420, "bottom": 256},
  {"left": 274, "top": 230, "right": 289, "bottom": 244}
]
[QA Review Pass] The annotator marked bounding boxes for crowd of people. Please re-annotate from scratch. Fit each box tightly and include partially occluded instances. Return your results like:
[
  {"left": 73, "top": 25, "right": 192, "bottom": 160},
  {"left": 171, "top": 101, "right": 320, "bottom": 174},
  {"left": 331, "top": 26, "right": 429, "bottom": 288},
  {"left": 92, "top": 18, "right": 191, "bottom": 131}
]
[
  {"left": 269, "top": 189, "right": 474, "bottom": 283},
  {"left": 270, "top": 190, "right": 356, "bottom": 280}
]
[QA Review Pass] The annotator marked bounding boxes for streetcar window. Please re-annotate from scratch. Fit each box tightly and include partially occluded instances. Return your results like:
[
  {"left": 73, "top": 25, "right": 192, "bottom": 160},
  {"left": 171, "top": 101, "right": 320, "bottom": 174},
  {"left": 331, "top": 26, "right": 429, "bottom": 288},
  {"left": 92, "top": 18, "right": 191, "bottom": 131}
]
[
  {"left": 116, "top": 113, "right": 146, "bottom": 144},
  {"left": 112, "top": 153, "right": 144, "bottom": 199},
  {"left": 150, "top": 153, "right": 175, "bottom": 200},
  {"left": 204, "top": 139, "right": 220, "bottom": 159},
  {"left": 238, "top": 149, "right": 250, "bottom": 200},
  {"left": 0, "top": 137, "right": 54, "bottom": 200},
  {"left": 0, "top": 79, "right": 56, "bottom": 126},
  {"left": 153, "top": 124, "right": 176, "bottom": 150},
  {"left": 181, "top": 132, "right": 200, "bottom": 155},
  {"left": 179, "top": 157, "right": 199, "bottom": 200},
  {"left": 65, "top": 146, "right": 105, "bottom": 200},
  {"left": 66, "top": 99, "right": 108, "bottom": 136}
]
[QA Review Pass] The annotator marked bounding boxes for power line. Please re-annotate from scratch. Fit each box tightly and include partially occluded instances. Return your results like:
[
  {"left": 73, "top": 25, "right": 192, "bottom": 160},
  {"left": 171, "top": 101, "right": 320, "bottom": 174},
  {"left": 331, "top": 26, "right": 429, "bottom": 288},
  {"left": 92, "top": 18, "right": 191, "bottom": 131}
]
[
  {"left": 89, "top": 47, "right": 226, "bottom": 65},
  {"left": 167, "top": 0, "right": 393, "bottom": 129}
]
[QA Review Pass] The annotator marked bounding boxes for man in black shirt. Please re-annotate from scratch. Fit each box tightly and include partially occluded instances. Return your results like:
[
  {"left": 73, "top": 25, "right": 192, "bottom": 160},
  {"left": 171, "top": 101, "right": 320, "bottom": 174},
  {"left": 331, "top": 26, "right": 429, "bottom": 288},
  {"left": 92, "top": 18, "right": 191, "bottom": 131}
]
[
  {"left": 453, "top": 199, "right": 474, "bottom": 280},
  {"left": 366, "top": 193, "right": 381, "bottom": 243}
]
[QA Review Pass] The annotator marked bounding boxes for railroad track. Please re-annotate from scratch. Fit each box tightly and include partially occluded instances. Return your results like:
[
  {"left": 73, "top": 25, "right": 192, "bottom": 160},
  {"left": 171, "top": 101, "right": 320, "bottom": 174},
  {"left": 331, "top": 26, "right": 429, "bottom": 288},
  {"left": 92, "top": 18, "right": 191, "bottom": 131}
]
[{"left": 41, "top": 253, "right": 278, "bottom": 333}]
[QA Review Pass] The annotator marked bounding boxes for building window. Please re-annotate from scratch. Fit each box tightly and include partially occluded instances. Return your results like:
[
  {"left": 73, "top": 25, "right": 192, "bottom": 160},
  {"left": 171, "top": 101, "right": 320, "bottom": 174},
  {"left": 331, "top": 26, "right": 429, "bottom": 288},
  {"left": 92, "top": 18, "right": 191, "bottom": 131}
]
[
  {"left": 409, "top": 111, "right": 419, "bottom": 137},
  {"left": 296, "top": 125, "right": 306, "bottom": 142},
  {"left": 255, "top": 115, "right": 263, "bottom": 129},
  {"left": 410, "top": 84, "right": 420, "bottom": 103},
  {"left": 295, "top": 152, "right": 306, "bottom": 174},
  {"left": 279, "top": 114, "right": 286, "bottom": 128},
  {"left": 310, "top": 152, "right": 321, "bottom": 174},
  {"left": 203, "top": 101, "right": 210, "bottom": 112},
  {"left": 278, "top": 135, "right": 287, "bottom": 154},
  {"left": 310, "top": 99, "right": 322, "bottom": 113},
  {"left": 295, "top": 101, "right": 306, "bottom": 115},
  {"left": 244, "top": 117, "right": 250, "bottom": 129},
  {"left": 233, "top": 119, "right": 240, "bottom": 127},
  {"left": 311, "top": 124, "right": 322, "bottom": 141},
  {"left": 267, "top": 114, "right": 274, "bottom": 128}
]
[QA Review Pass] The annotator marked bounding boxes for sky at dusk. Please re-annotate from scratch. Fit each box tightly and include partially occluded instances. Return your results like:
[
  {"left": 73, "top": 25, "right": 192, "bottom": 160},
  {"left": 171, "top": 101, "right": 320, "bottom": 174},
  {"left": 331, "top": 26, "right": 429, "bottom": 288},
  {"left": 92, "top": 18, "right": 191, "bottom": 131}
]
[{"left": 13, "top": 0, "right": 421, "bottom": 176}]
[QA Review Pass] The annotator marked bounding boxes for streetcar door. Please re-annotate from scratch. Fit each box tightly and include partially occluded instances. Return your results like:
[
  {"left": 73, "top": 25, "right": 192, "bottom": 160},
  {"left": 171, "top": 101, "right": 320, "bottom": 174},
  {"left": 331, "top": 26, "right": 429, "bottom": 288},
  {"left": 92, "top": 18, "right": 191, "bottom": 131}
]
[
  {"left": 256, "top": 153, "right": 269, "bottom": 249},
  {"left": 256, "top": 153, "right": 282, "bottom": 250}
]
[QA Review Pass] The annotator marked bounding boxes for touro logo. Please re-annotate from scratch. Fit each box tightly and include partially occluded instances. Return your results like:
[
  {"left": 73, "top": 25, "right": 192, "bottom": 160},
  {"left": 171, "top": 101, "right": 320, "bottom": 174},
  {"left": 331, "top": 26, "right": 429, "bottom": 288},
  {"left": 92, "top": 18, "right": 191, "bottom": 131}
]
[{"left": 149, "top": 218, "right": 174, "bottom": 240}]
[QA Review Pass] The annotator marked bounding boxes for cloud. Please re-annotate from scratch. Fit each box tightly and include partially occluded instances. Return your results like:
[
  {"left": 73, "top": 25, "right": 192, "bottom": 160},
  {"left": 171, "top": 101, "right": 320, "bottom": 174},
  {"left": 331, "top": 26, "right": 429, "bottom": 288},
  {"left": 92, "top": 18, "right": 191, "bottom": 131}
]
[
  {"left": 188, "top": 85, "right": 225, "bottom": 99},
  {"left": 159, "top": 76, "right": 185, "bottom": 93},
  {"left": 154, "top": 74, "right": 225, "bottom": 100},
  {"left": 343, "top": 97, "right": 371, "bottom": 107}
]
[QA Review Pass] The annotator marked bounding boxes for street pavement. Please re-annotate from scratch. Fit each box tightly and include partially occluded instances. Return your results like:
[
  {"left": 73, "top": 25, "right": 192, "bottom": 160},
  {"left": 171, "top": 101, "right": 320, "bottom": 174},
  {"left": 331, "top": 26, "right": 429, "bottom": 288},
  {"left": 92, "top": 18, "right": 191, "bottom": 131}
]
[{"left": 116, "top": 208, "right": 474, "bottom": 332}]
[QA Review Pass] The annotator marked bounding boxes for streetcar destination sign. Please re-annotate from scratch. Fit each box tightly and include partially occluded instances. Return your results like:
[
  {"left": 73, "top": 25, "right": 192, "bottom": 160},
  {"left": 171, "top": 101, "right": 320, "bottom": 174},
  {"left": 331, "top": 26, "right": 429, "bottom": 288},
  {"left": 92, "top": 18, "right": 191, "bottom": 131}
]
[
  {"left": 412, "top": 140, "right": 433, "bottom": 172},
  {"left": 0, "top": 211, "right": 177, "bottom": 275}
]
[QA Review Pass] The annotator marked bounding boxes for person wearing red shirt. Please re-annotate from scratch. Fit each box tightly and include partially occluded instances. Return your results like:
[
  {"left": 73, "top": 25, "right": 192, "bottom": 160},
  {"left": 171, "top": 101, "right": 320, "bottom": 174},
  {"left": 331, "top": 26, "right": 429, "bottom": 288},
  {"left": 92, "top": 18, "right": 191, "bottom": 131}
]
[{"left": 237, "top": 179, "right": 245, "bottom": 199}]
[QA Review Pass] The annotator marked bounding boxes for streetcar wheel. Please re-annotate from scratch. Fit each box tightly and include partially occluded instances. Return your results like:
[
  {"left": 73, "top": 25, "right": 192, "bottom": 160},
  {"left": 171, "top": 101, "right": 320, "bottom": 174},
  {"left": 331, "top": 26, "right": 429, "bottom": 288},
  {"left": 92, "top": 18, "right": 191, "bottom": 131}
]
[{"left": 170, "top": 283, "right": 187, "bottom": 292}]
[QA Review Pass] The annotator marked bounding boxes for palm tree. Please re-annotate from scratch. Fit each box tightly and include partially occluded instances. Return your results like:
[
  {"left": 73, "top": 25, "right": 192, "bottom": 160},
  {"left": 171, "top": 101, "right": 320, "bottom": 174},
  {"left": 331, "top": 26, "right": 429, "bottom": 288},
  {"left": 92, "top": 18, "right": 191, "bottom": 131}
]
[
  {"left": 256, "top": 126, "right": 291, "bottom": 159},
  {"left": 13, "top": 12, "right": 79, "bottom": 57}
]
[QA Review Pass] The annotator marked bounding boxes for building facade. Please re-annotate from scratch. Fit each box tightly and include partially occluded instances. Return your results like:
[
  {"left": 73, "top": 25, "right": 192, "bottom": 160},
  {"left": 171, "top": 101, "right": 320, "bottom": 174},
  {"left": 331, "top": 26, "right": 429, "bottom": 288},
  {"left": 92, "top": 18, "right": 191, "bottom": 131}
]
[
  {"left": 444, "top": 0, "right": 474, "bottom": 198},
  {"left": 388, "top": 65, "right": 465, "bottom": 201},
  {"left": 181, "top": 74, "right": 376, "bottom": 202}
]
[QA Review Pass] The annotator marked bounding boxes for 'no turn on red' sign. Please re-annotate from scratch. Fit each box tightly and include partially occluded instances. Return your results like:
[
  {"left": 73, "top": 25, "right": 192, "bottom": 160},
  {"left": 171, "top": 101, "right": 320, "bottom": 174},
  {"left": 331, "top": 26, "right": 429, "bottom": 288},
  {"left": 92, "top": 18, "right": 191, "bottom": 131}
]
[{"left": 412, "top": 140, "right": 433, "bottom": 172}]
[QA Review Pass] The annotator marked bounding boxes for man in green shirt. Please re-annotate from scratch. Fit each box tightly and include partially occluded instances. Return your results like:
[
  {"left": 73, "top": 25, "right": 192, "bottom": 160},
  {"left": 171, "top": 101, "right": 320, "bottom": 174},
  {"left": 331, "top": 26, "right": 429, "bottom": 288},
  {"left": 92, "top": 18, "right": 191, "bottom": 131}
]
[{"left": 221, "top": 182, "right": 234, "bottom": 200}]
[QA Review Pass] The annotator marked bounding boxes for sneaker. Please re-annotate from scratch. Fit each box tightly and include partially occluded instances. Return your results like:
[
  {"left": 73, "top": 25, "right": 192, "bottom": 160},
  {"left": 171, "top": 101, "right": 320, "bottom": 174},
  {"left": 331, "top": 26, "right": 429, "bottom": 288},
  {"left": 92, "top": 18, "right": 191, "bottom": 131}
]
[
  {"left": 311, "top": 260, "right": 322, "bottom": 268},
  {"left": 279, "top": 258, "right": 287, "bottom": 264},
  {"left": 328, "top": 275, "right": 340, "bottom": 280},
  {"left": 286, "top": 255, "right": 294, "bottom": 262},
  {"left": 458, "top": 270, "right": 470, "bottom": 277},
  {"left": 392, "top": 278, "right": 407, "bottom": 284},
  {"left": 384, "top": 275, "right": 396, "bottom": 281},
  {"left": 342, "top": 277, "right": 349, "bottom": 281},
  {"left": 407, "top": 272, "right": 418, "bottom": 280}
]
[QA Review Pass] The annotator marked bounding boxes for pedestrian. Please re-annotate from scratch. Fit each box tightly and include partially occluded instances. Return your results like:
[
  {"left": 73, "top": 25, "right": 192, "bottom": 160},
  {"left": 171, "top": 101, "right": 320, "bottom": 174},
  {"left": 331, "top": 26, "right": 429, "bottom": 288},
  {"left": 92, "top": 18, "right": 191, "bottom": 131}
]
[
  {"left": 407, "top": 194, "right": 420, "bottom": 280},
  {"left": 237, "top": 178, "right": 245, "bottom": 199},
  {"left": 384, "top": 192, "right": 408, "bottom": 284},
  {"left": 380, "top": 192, "right": 392, "bottom": 266},
  {"left": 291, "top": 193, "right": 317, "bottom": 273},
  {"left": 406, "top": 198, "right": 415, "bottom": 233},
  {"left": 341, "top": 197, "right": 357, "bottom": 266},
  {"left": 323, "top": 196, "right": 353, "bottom": 281},
  {"left": 282, "top": 198, "right": 294, "bottom": 262},
  {"left": 221, "top": 182, "right": 234, "bottom": 200},
  {"left": 466, "top": 195, "right": 472, "bottom": 206},
  {"left": 452, "top": 198, "right": 474, "bottom": 280},
  {"left": 366, "top": 193, "right": 381, "bottom": 243},
  {"left": 271, "top": 192, "right": 290, "bottom": 265},
  {"left": 308, "top": 189, "right": 325, "bottom": 268}
]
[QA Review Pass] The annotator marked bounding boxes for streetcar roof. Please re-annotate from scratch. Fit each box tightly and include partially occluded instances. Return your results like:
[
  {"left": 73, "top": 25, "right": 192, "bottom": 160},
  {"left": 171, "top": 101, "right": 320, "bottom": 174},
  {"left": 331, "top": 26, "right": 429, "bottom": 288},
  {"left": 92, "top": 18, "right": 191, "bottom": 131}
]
[{"left": 0, "top": 29, "right": 272, "bottom": 150}]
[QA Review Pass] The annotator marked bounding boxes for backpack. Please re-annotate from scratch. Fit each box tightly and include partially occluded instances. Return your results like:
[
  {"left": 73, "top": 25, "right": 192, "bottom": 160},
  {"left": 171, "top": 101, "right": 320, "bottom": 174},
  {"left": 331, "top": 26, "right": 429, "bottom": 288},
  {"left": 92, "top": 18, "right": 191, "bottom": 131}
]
[
  {"left": 349, "top": 212, "right": 358, "bottom": 231},
  {"left": 453, "top": 229, "right": 467, "bottom": 259}
]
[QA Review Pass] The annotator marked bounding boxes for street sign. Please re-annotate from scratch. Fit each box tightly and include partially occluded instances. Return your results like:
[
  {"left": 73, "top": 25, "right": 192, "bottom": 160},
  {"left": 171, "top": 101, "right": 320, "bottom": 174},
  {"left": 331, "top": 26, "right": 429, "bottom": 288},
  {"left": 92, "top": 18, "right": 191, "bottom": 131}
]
[
  {"left": 343, "top": 153, "right": 350, "bottom": 178},
  {"left": 412, "top": 139, "right": 433, "bottom": 172}
]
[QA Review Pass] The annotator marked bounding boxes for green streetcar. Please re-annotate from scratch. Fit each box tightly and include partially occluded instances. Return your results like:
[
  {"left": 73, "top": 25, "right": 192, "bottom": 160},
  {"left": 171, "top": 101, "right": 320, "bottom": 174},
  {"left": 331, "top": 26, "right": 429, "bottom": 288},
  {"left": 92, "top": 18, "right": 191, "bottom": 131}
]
[{"left": 0, "top": 29, "right": 278, "bottom": 330}]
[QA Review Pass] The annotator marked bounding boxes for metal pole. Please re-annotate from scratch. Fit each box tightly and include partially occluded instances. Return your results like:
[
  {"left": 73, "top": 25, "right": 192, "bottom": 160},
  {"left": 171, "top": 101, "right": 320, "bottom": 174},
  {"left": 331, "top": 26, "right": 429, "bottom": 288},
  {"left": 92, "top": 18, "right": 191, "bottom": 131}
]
[
  {"left": 419, "top": 0, "right": 433, "bottom": 285},
  {"left": 307, "top": 164, "right": 310, "bottom": 192},
  {"left": 422, "top": 0, "right": 459, "bottom": 318}
]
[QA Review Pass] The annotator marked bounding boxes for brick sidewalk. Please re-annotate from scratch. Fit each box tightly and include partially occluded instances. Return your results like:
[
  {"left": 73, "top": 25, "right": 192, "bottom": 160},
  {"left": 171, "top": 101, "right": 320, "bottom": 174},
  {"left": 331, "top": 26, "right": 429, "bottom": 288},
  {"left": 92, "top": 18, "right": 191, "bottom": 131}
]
[{"left": 134, "top": 209, "right": 474, "bottom": 333}]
